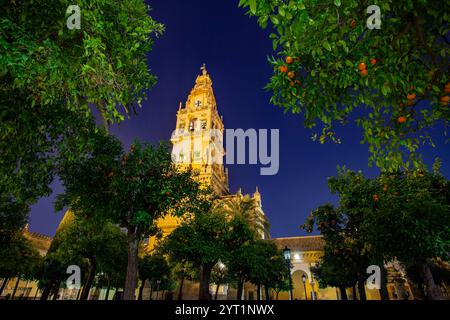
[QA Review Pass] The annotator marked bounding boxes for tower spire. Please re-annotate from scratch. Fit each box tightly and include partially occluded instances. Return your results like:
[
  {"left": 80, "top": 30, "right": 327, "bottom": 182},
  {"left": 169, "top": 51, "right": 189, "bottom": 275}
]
[
  {"left": 201, "top": 63, "right": 207, "bottom": 75},
  {"left": 170, "top": 65, "right": 228, "bottom": 196}
]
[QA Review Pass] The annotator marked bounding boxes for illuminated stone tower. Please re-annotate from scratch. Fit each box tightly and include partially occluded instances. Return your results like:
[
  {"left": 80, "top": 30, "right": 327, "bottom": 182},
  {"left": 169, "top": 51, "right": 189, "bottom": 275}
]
[
  {"left": 171, "top": 64, "right": 229, "bottom": 196},
  {"left": 149, "top": 65, "right": 229, "bottom": 246}
]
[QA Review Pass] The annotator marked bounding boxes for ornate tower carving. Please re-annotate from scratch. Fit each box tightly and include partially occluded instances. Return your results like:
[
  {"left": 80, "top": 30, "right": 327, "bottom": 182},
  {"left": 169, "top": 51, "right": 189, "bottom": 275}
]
[
  {"left": 171, "top": 64, "right": 229, "bottom": 196},
  {"left": 148, "top": 65, "right": 230, "bottom": 248}
]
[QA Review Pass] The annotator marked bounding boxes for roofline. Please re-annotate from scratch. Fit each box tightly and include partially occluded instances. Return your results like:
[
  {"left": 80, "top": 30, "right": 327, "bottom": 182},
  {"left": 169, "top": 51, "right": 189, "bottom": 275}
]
[
  {"left": 271, "top": 235, "right": 323, "bottom": 240},
  {"left": 24, "top": 230, "right": 53, "bottom": 241}
]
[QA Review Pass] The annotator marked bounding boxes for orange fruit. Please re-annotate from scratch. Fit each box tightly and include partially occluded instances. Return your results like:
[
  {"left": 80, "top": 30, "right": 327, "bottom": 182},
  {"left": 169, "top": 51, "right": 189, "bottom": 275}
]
[
  {"left": 351, "top": 19, "right": 357, "bottom": 28},
  {"left": 295, "top": 79, "right": 301, "bottom": 86},
  {"left": 407, "top": 93, "right": 416, "bottom": 100},
  {"left": 373, "top": 194, "right": 379, "bottom": 201},
  {"left": 286, "top": 56, "right": 293, "bottom": 64},
  {"left": 288, "top": 71, "right": 296, "bottom": 79},
  {"left": 289, "top": 81, "right": 295, "bottom": 87},
  {"left": 279, "top": 65, "right": 288, "bottom": 73},
  {"left": 358, "top": 62, "right": 367, "bottom": 71},
  {"left": 398, "top": 116, "right": 407, "bottom": 124},
  {"left": 360, "top": 69, "right": 368, "bottom": 77},
  {"left": 445, "top": 83, "right": 450, "bottom": 93},
  {"left": 440, "top": 95, "right": 449, "bottom": 104},
  {"left": 370, "top": 58, "right": 377, "bottom": 66}
]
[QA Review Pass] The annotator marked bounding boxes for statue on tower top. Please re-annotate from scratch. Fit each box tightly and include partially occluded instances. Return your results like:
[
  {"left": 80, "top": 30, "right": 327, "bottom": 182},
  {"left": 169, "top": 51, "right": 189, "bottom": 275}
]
[{"left": 201, "top": 63, "right": 207, "bottom": 75}]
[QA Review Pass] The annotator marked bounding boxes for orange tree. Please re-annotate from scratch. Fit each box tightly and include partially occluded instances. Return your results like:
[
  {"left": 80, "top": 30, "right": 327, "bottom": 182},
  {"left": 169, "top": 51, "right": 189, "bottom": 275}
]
[
  {"left": 244, "top": 239, "right": 287, "bottom": 301},
  {"left": 363, "top": 160, "right": 450, "bottom": 300},
  {"left": 162, "top": 213, "right": 254, "bottom": 300},
  {"left": 0, "top": 231, "right": 41, "bottom": 297},
  {"left": 304, "top": 163, "right": 450, "bottom": 300},
  {"left": 56, "top": 132, "right": 206, "bottom": 300},
  {"left": 1, "top": 0, "right": 164, "bottom": 247},
  {"left": 303, "top": 201, "right": 374, "bottom": 300},
  {"left": 2, "top": 0, "right": 163, "bottom": 124},
  {"left": 47, "top": 216, "right": 128, "bottom": 300},
  {"left": 238, "top": 0, "right": 449, "bottom": 170},
  {"left": 138, "top": 254, "right": 172, "bottom": 300}
]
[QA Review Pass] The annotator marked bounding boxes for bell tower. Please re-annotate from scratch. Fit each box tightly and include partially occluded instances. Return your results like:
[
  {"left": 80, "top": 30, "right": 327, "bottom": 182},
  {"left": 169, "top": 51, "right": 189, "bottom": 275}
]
[
  {"left": 148, "top": 65, "right": 270, "bottom": 253},
  {"left": 148, "top": 65, "right": 230, "bottom": 248},
  {"left": 171, "top": 64, "right": 229, "bottom": 196}
]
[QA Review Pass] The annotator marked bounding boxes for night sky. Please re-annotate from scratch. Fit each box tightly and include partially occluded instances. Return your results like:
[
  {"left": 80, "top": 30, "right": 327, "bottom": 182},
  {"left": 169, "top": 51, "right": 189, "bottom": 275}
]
[{"left": 29, "top": 0, "right": 450, "bottom": 238}]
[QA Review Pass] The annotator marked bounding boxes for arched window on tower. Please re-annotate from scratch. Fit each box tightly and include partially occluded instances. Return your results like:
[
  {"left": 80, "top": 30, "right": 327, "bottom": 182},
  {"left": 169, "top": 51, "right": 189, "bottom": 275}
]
[{"left": 189, "top": 119, "right": 195, "bottom": 132}]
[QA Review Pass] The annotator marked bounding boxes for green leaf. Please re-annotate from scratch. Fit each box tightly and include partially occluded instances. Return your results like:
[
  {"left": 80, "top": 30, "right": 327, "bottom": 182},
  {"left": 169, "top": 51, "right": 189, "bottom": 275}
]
[
  {"left": 249, "top": 0, "right": 257, "bottom": 14},
  {"left": 238, "top": 0, "right": 247, "bottom": 8},
  {"left": 270, "top": 15, "right": 279, "bottom": 25},
  {"left": 322, "top": 39, "right": 332, "bottom": 51}
]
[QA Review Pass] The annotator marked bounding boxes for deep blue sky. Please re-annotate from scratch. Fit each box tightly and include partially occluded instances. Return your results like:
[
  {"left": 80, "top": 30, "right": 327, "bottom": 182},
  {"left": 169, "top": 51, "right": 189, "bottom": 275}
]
[{"left": 29, "top": 0, "right": 450, "bottom": 238}]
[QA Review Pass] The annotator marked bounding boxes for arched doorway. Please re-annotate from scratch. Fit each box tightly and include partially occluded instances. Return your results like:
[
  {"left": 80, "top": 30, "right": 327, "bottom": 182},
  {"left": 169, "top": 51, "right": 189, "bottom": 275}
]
[{"left": 291, "top": 270, "right": 315, "bottom": 300}]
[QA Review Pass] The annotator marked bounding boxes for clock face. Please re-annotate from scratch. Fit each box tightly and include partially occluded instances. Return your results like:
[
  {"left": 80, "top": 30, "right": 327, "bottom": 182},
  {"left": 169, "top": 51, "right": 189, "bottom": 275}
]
[{"left": 195, "top": 99, "right": 202, "bottom": 107}]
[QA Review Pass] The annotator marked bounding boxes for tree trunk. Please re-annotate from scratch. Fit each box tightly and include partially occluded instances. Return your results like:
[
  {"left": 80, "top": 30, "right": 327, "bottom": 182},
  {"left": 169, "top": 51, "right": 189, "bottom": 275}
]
[
  {"left": 40, "top": 281, "right": 53, "bottom": 300},
  {"left": 80, "top": 259, "right": 97, "bottom": 300},
  {"left": 198, "top": 264, "right": 212, "bottom": 300},
  {"left": 76, "top": 286, "right": 83, "bottom": 300},
  {"left": 264, "top": 285, "right": 270, "bottom": 301},
  {"left": 33, "top": 287, "right": 39, "bottom": 300},
  {"left": 51, "top": 282, "right": 60, "bottom": 300},
  {"left": 237, "top": 279, "right": 244, "bottom": 300},
  {"left": 150, "top": 284, "right": 154, "bottom": 300},
  {"left": 420, "top": 263, "right": 444, "bottom": 300},
  {"left": 352, "top": 285, "right": 357, "bottom": 300},
  {"left": 138, "top": 279, "right": 146, "bottom": 300},
  {"left": 276, "top": 291, "right": 279, "bottom": 300},
  {"left": 357, "top": 280, "right": 367, "bottom": 300},
  {"left": 177, "top": 276, "right": 184, "bottom": 300},
  {"left": 257, "top": 283, "right": 261, "bottom": 300},
  {"left": 105, "top": 284, "right": 111, "bottom": 300},
  {"left": 214, "top": 283, "right": 220, "bottom": 300},
  {"left": 379, "top": 266, "right": 389, "bottom": 300},
  {"left": 123, "top": 232, "right": 139, "bottom": 300},
  {"left": 0, "top": 277, "right": 9, "bottom": 296},
  {"left": 11, "top": 276, "right": 20, "bottom": 299},
  {"left": 339, "top": 286, "right": 348, "bottom": 301}
]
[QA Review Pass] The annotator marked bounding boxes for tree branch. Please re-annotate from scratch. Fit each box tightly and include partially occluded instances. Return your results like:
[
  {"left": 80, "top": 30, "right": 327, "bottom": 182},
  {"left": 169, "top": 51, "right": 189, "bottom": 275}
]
[
  {"left": 392, "top": 21, "right": 412, "bottom": 48},
  {"left": 412, "top": 14, "right": 439, "bottom": 67}
]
